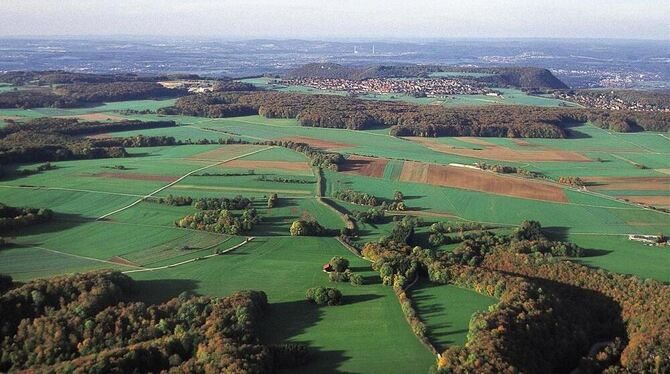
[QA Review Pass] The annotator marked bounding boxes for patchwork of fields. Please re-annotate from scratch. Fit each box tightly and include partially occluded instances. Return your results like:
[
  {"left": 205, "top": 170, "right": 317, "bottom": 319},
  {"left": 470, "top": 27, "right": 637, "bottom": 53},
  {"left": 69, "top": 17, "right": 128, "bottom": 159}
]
[{"left": 1, "top": 90, "right": 668, "bottom": 372}]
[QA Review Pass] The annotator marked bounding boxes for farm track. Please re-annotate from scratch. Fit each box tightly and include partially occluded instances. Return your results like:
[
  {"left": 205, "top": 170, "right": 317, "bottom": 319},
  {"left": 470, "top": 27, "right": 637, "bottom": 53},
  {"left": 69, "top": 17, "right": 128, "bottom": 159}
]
[
  {"left": 30, "top": 245, "right": 142, "bottom": 269},
  {"left": 0, "top": 185, "right": 145, "bottom": 198},
  {"left": 96, "top": 146, "right": 275, "bottom": 220},
  {"left": 122, "top": 238, "right": 254, "bottom": 274}
]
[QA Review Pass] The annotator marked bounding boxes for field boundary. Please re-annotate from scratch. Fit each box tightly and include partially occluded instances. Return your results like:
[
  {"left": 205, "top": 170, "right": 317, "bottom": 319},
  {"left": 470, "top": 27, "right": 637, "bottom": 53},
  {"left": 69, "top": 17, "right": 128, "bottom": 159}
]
[
  {"left": 96, "top": 146, "right": 274, "bottom": 220},
  {"left": 122, "top": 237, "right": 254, "bottom": 274},
  {"left": 30, "top": 245, "right": 142, "bottom": 269}
]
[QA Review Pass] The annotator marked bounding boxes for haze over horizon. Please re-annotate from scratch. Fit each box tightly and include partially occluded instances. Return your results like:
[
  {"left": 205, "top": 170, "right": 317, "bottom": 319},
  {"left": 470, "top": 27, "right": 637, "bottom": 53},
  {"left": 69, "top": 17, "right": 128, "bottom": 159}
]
[{"left": 1, "top": 0, "right": 668, "bottom": 41}]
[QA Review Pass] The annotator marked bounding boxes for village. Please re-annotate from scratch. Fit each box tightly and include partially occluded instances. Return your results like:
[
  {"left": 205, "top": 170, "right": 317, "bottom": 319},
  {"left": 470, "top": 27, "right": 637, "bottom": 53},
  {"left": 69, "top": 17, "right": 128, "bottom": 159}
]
[
  {"left": 282, "top": 77, "right": 498, "bottom": 97},
  {"left": 553, "top": 91, "right": 670, "bottom": 112}
]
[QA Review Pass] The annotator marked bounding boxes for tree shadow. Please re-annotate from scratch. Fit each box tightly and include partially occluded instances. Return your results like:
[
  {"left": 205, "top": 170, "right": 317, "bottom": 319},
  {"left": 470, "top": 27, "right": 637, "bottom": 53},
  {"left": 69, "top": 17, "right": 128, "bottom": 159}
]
[
  {"left": 129, "top": 278, "right": 202, "bottom": 305},
  {"left": 341, "top": 293, "right": 382, "bottom": 305},
  {"left": 542, "top": 226, "right": 571, "bottom": 242},
  {"left": 495, "top": 269, "right": 626, "bottom": 373},
  {"left": 562, "top": 123, "right": 593, "bottom": 139},
  {"left": 3, "top": 212, "right": 91, "bottom": 239}
]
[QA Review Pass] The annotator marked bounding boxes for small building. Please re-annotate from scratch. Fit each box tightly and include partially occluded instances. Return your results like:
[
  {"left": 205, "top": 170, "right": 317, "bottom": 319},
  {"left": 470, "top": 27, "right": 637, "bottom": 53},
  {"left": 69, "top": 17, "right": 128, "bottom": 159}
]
[{"left": 323, "top": 264, "right": 333, "bottom": 272}]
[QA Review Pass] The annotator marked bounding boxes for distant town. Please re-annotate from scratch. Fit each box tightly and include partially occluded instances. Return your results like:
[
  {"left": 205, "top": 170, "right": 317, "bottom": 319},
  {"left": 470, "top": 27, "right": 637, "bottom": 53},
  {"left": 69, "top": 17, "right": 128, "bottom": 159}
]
[{"left": 281, "top": 77, "right": 498, "bottom": 97}]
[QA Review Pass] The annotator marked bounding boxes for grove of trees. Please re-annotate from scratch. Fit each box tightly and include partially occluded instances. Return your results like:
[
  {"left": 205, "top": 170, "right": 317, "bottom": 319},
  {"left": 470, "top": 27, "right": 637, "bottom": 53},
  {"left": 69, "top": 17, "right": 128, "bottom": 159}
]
[{"left": 0, "top": 270, "right": 302, "bottom": 373}]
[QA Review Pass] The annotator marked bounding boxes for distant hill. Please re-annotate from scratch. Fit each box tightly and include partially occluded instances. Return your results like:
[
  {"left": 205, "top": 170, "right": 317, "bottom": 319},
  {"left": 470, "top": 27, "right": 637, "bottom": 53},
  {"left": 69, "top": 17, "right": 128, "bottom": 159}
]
[{"left": 285, "top": 63, "right": 569, "bottom": 90}]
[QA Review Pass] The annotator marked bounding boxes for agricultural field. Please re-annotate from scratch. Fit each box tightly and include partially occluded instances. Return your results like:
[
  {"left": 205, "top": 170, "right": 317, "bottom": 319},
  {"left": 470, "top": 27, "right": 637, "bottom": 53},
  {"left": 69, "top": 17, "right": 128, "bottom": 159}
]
[{"left": 1, "top": 83, "right": 668, "bottom": 373}]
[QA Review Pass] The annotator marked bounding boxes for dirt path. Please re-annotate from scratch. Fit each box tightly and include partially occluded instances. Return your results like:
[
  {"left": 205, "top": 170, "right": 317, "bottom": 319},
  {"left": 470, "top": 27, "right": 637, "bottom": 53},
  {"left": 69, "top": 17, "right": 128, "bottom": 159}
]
[
  {"left": 32, "top": 245, "right": 142, "bottom": 269},
  {"left": 122, "top": 237, "right": 253, "bottom": 274},
  {"left": 0, "top": 185, "right": 145, "bottom": 198},
  {"left": 96, "top": 146, "right": 274, "bottom": 220}
]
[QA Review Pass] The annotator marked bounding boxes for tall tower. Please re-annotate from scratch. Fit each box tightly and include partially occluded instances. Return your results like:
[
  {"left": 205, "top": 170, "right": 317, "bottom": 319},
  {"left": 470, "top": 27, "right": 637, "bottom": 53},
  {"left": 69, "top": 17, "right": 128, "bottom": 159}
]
[{"left": 372, "top": 44, "right": 375, "bottom": 55}]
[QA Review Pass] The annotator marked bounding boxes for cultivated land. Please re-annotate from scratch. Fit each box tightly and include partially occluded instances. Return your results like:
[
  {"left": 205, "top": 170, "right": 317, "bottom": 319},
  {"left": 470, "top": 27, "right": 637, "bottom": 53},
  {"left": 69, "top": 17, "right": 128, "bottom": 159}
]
[{"left": 1, "top": 76, "right": 669, "bottom": 373}]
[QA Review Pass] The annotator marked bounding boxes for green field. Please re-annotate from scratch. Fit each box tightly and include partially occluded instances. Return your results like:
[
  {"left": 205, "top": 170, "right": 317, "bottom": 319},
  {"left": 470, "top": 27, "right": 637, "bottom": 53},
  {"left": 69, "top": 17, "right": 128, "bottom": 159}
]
[
  {"left": 1, "top": 91, "right": 669, "bottom": 373},
  {"left": 130, "top": 237, "right": 435, "bottom": 373},
  {"left": 409, "top": 282, "right": 498, "bottom": 349}
]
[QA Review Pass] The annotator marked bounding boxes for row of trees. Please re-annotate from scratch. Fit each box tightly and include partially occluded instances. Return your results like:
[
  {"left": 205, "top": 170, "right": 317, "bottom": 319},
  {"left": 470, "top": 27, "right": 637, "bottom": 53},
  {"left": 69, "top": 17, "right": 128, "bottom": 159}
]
[
  {"left": 2, "top": 117, "right": 176, "bottom": 137},
  {"left": 334, "top": 189, "right": 406, "bottom": 211},
  {"left": 175, "top": 208, "right": 260, "bottom": 235},
  {"left": 0, "top": 270, "right": 288, "bottom": 372},
  {"left": 193, "top": 195, "right": 254, "bottom": 210},
  {"left": 154, "top": 195, "right": 193, "bottom": 206},
  {"left": 475, "top": 162, "right": 539, "bottom": 177}
]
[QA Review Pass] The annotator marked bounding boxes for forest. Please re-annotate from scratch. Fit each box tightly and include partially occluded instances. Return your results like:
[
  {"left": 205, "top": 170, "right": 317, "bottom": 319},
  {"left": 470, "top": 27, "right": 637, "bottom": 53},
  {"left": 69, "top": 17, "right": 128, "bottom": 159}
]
[
  {"left": 166, "top": 91, "right": 670, "bottom": 136},
  {"left": 0, "top": 118, "right": 176, "bottom": 164},
  {"left": 0, "top": 270, "right": 297, "bottom": 373}
]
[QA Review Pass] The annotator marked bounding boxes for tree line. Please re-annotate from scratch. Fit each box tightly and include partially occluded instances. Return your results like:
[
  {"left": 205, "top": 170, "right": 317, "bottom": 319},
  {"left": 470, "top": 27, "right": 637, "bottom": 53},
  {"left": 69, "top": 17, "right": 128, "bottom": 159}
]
[
  {"left": 164, "top": 90, "right": 670, "bottom": 135},
  {"left": 357, "top": 218, "right": 667, "bottom": 373},
  {"left": 0, "top": 203, "right": 53, "bottom": 233},
  {"left": 0, "top": 118, "right": 176, "bottom": 165}
]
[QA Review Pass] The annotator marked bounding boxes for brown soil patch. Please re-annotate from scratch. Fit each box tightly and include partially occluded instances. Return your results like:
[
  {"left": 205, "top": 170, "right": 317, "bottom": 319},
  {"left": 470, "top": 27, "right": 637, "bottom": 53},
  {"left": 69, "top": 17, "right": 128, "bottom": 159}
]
[
  {"left": 86, "top": 132, "right": 113, "bottom": 139},
  {"left": 511, "top": 139, "right": 537, "bottom": 147},
  {"left": 399, "top": 161, "right": 568, "bottom": 203},
  {"left": 58, "top": 113, "right": 125, "bottom": 122},
  {"left": 407, "top": 137, "right": 590, "bottom": 162},
  {"left": 0, "top": 115, "right": 22, "bottom": 121},
  {"left": 223, "top": 159, "right": 311, "bottom": 172},
  {"left": 618, "top": 195, "right": 670, "bottom": 207},
  {"left": 275, "top": 136, "right": 352, "bottom": 150},
  {"left": 107, "top": 256, "right": 140, "bottom": 267},
  {"left": 96, "top": 172, "right": 178, "bottom": 182},
  {"left": 340, "top": 155, "right": 389, "bottom": 178},
  {"left": 584, "top": 176, "right": 670, "bottom": 191}
]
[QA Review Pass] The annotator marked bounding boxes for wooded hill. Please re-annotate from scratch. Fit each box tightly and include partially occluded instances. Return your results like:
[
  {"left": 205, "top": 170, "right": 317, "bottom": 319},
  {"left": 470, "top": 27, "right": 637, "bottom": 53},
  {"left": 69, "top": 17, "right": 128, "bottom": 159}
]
[{"left": 284, "top": 63, "right": 569, "bottom": 89}]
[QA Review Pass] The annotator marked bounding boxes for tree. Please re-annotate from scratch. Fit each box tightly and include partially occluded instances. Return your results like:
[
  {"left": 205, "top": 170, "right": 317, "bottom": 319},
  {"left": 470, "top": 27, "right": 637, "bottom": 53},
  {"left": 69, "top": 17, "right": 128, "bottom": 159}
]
[
  {"left": 329, "top": 256, "right": 350, "bottom": 272},
  {"left": 290, "top": 220, "right": 307, "bottom": 236},
  {"left": 305, "top": 287, "right": 342, "bottom": 306},
  {"left": 267, "top": 193, "right": 278, "bottom": 208},
  {"left": 394, "top": 190, "right": 404, "bottom": 202}
]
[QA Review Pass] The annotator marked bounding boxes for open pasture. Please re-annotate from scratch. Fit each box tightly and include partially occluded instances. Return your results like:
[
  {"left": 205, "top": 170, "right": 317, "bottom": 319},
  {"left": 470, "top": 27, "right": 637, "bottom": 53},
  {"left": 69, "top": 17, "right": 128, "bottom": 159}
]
[
  {"left": 409, "top": 282, "right": 498, "bottom": 349},
  {"left": 130, "top": 236, "right": 435, "bottom": 373}
]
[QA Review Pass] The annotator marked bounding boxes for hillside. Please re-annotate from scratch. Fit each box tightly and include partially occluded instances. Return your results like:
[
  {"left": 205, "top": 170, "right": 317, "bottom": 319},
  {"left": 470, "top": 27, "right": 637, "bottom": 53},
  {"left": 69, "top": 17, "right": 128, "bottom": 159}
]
[{"left": 284, "top": 63, "right": 569, "bottom": 89}]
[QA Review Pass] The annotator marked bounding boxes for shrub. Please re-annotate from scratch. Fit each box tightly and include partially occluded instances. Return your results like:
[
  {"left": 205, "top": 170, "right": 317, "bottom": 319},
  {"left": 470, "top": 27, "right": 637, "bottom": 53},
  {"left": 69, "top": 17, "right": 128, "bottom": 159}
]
[
  {"left": 305, "top": 287, "right": 342, "bottom": 306},
  {"left": 329, "top": 256, "right": 350, "bottom": 272}
]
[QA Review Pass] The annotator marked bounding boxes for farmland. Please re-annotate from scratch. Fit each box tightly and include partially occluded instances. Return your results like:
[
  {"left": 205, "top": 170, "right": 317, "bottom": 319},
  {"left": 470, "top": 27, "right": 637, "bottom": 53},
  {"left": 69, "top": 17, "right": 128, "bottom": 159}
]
[{"left": 0, "top": 72, "right": 669, "bottom": 373}]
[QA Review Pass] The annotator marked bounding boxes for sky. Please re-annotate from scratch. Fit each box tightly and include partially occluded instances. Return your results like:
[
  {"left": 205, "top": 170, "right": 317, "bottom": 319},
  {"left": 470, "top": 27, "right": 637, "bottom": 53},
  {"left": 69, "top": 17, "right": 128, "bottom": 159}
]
[{"left": 0, "top": 0, "right": 668, "bottom": 40}]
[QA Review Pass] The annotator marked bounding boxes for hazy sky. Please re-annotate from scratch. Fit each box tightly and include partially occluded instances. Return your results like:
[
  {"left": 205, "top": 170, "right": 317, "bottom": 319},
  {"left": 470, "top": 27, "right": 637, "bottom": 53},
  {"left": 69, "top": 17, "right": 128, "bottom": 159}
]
[{"left": 1, "top": 0, "right": 668, "bottom": 40}]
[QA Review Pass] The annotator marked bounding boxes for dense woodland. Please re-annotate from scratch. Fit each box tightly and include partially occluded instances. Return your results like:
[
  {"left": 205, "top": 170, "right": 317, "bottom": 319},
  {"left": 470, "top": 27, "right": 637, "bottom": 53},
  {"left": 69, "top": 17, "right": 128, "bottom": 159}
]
[
  {"left": 0, "top": 118, "right": 176, "bottom": 164},
  {"left": 166, "top": 91, "right": 670, "bottom": 136},
  {"left": 0, "top": 82, "right": 184, "bottom": 109},
  {"left": 0, "top": 271, "right": 289, "bottom": 373}
]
